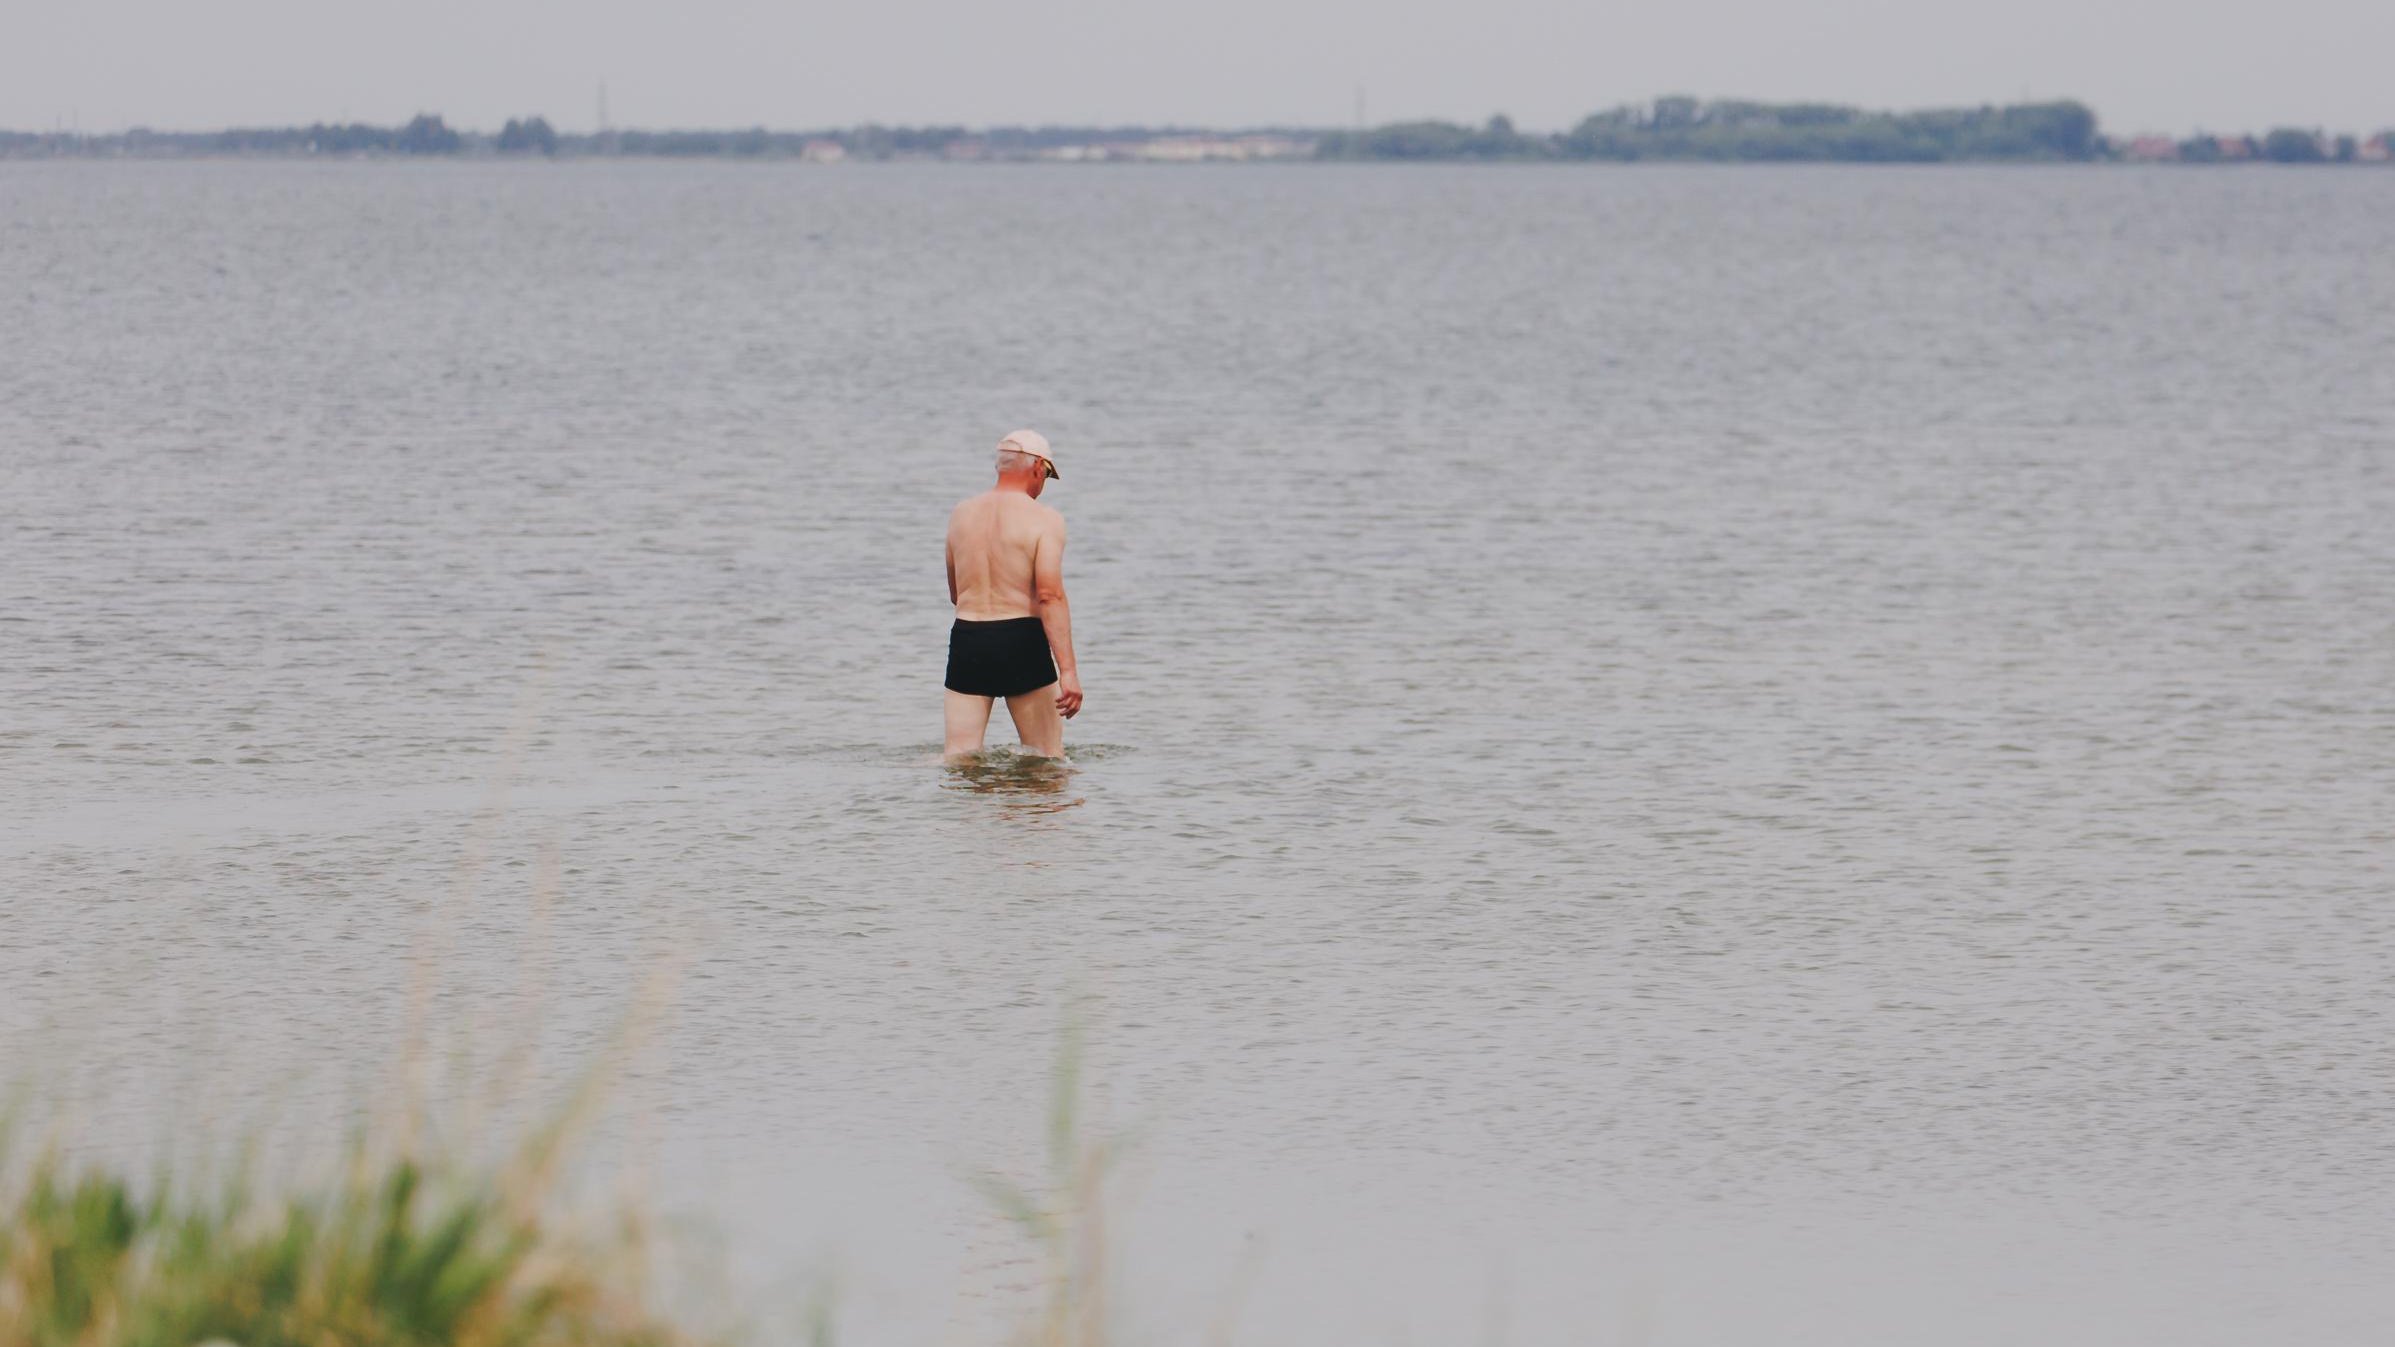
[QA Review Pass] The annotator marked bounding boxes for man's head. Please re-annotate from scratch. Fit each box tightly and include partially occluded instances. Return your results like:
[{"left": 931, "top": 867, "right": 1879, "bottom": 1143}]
[{"left": 995, "top": 429, "right": 1059, "bottom": 496}]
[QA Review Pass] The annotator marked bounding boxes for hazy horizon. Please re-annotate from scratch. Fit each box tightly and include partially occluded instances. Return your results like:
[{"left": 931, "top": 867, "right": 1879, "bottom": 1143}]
[{"left": 6, "top": 0, "right": 2393, "bottom": 139}]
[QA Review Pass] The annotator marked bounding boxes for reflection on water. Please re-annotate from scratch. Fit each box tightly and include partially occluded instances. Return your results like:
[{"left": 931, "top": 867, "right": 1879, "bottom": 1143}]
[{"left": 941, "top": 749, "right": 1084, "bottom": 815}]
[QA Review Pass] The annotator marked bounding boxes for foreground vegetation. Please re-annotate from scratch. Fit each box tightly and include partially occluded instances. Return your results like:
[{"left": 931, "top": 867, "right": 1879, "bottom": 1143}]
[
  {"left": 0, "top": 1152, "right": 697, "bottom": 1347},
  {"left": 0, "top": 1023, "right": 1119, "bottom": 1347},
  {"left": 0, "top": 1021, "right": 713, "bottom": 1347}
]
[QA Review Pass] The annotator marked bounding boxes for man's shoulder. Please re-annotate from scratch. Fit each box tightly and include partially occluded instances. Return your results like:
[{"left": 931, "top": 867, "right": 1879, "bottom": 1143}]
[{"left": 995, "top": 493, "right": 1063, "bottom": 524}]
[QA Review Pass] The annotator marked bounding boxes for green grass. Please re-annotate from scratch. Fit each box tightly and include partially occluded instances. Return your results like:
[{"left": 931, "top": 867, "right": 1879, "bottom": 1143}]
[
  {"left": 1, "top": 1017, "right": 1126, "bottom": 1347},
  {"left": 0, "top": 1107, "right": 708, "bottom": 1347},
  {"left": 1, "top": 948, "right": 719, "bottom": 1347}
]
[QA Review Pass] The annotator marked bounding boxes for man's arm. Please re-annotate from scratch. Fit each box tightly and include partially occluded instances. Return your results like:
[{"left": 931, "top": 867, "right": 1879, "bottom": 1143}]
[
  {"left": 945, "top": 533, "right": 958, "bottom": 606},
  {"left": 1032, "top": 514, "right": 1082, "bottom": 718}
]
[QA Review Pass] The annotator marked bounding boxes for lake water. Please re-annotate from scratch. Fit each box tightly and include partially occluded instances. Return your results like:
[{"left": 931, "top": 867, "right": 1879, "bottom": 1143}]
[{"left": 3, "top": 161, "right": 2392, "bottom": 1345}]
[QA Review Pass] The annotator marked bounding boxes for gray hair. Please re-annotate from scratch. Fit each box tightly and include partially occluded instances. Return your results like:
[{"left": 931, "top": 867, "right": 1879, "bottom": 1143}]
[{"left": 996, "top": 446, "right": 1042, "bottom": 474}]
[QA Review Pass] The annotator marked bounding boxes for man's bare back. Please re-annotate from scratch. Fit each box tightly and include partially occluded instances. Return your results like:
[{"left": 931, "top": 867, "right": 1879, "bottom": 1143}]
[
  {"left": 946, "top": 489, "right": 1057, "bottom": 621},
  {"left": 942, "top": 432, "right": 1081, "bottom": 760}
]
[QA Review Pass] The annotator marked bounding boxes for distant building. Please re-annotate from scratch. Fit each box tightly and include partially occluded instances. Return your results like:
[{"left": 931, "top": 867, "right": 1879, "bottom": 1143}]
[
  {"left": 1128, "top": 134, "right": 1310, "bottom": 163},
  {"left": 2361, "top": 134, "right": 2394, "bottom": 163},
  {"left": 2122, "top": 135, "right": 2177, "bottom": 162},
  {"left": 1233, "top": 134, "right": 1311, "bottom": 160},
  {"left": 799, "top": 139, "right": 846, "bottom": 164},
  {"left": 1133, "top": 137, "right": 1214, "bottom": 162},
  {"left": 2215, "top": 135, "right": 2255, "bottom": 160}
]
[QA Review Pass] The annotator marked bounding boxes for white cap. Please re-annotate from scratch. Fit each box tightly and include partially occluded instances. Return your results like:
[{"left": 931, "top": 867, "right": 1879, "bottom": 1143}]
[{"left": 999, "top": 429, "right": 1059, "bottom": 480}]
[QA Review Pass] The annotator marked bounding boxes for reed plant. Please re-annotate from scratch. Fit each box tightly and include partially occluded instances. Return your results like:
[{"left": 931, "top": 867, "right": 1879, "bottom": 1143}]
[
  {"left": 0, "top": 1003, "right": 712, "bottom": 1347},
  {"left": 0, "top": 1151, "right": 694, "bottom": 1347},
  {"left": 1, "top": 811, "right": 712, "bottom": 1347},
  {"left": 972, "top": 1016, "right": 1122, "bottom": 1347},
  {"left": 1, "top": 1010, "right": 1136, "bottom": 1347}
]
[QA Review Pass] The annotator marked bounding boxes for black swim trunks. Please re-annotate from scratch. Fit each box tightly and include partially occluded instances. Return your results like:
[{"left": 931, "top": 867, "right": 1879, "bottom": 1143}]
[{"left": 945, "top": 616, "right": 1058, "bottom": 697}]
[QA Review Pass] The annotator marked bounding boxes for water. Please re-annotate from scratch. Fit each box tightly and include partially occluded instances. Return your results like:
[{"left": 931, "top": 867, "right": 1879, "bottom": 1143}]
[{"left": 4, "top": 161, "right": 2392, "bottom": 1344}]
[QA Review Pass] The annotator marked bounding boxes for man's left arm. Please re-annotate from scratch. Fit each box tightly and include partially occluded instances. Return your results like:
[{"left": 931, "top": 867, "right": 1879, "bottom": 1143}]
[{"left": 1033, "top": 515, "right": 1082, "bottom": 718}]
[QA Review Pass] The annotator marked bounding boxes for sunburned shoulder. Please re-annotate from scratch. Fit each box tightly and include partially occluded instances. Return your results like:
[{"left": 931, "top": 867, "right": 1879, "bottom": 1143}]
[
  {"left": 993, "top": 493, "right": 1063, "bottom": 525},
  {"left": 950, "top": 491, "right": 1061, "bottom": 526}
]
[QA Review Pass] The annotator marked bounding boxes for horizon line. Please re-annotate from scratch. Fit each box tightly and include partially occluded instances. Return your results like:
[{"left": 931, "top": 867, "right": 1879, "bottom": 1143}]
[{"left": 7, "top": 94, "right": 2392, "bottom": 142}]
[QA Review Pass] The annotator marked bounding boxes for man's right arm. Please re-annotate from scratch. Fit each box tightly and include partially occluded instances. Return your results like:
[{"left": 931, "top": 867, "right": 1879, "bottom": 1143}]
[{"left": 1032, "top": 514, "right": 1082, "bottom": 718}]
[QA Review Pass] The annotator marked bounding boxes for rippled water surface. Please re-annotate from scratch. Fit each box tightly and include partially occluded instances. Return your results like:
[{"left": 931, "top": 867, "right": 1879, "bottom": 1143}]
[{"left": 4, "top": 162, "right": 2393, "bottom": 1344}]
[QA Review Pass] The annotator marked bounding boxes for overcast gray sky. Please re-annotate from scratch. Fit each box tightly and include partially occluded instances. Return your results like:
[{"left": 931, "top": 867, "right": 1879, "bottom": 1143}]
[{"left": 9, "top": 0, "right": 2393, "bottom": 136}]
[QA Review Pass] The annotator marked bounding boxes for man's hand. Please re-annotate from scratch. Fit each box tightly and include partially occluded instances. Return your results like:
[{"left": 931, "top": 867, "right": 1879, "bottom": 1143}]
[{"left": 1055, "top": 670, "right": 1083, "bottom": 719}]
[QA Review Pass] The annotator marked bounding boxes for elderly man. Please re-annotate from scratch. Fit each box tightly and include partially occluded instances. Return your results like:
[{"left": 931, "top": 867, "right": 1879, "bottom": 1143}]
[{"left": 943, "top": 430, "right": 1083, "bottom": 760}]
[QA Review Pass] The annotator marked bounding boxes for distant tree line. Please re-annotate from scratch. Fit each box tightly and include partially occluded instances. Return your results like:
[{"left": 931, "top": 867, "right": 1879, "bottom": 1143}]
[
  {"left": 64, "top": 117, "right": 1210, "bottom": 159},
  {"left": 207, "top": 114, "right": 465, "bottom": 155},
  {"left": 6, "top": 101, "right": 2391, "bottom": 165},
  {"left": 2248, "top": 129, "right": 2353, "bottom": 162},
  {"left": 1315, "top": 98, "right": 2105, "bottom": 162},
  {"left": 2115, "top": 125, "right": 2379, "bottom": 163},
  {"left": 591, "top": 124, "right": 1242, "bottom": 157},
  {"left": 497, "top": 117, "right": 558, "bottom": 154}
]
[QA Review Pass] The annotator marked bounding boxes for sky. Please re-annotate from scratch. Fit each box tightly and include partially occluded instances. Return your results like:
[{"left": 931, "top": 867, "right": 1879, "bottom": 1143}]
[{"left": 7, "top": 0, "right": 2393, "bottom": 137}]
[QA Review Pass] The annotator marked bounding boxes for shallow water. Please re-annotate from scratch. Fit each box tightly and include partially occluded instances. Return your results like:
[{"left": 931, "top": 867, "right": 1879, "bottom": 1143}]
[{"left": 3, "top": 160, "right": 2393, "bottom": 1344}]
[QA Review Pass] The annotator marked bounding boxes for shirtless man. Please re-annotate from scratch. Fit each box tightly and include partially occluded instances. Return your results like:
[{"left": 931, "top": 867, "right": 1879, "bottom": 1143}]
[{"left": 943, "top": 429, "right": 1082, "bottom": 760}]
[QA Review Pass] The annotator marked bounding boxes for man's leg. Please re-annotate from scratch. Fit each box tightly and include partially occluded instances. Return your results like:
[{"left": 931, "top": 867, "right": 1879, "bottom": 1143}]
[
  {"left": 1004, "top": 684, "right": 1065, "bottom": 757},
  {"left": 944, "top": 691, "right": 995, "bottom": 760}
]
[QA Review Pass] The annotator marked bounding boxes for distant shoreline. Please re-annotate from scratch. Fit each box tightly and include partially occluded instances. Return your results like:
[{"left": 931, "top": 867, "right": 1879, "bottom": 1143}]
[{"left": 7, "top": 98, "right": 2391, "bottom": 166}]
